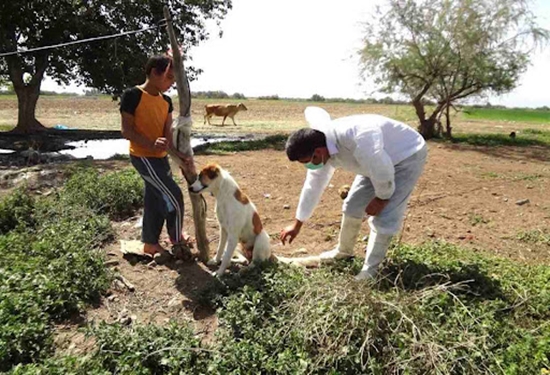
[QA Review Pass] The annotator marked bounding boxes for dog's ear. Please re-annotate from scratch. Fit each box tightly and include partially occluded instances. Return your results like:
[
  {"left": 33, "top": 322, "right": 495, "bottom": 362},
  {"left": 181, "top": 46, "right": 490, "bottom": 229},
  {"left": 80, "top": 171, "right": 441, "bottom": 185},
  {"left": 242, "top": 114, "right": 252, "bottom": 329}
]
[{"left": 202, "top": 163, "right": 221, "bottom": 180}]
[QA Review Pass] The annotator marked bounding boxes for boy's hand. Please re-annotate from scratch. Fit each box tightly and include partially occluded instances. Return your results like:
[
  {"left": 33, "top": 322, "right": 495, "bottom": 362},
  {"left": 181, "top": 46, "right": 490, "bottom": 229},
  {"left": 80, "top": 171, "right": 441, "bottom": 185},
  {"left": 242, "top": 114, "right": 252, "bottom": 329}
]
[{"left": 153, "top": 137, "right": 168, "bottom": 150}]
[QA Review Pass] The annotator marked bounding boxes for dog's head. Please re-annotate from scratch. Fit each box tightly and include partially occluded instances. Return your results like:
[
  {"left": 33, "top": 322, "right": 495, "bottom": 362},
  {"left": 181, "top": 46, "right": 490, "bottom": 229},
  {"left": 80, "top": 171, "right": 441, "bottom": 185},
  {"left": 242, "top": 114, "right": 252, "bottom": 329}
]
[{"left": 189, "top": 163, "right": 222, "bottom": 194}]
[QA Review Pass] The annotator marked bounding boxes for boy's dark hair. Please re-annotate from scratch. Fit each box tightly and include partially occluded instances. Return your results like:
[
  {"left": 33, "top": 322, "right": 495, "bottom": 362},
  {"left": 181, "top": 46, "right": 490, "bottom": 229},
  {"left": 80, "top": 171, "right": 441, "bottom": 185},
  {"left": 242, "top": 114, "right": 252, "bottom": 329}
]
[
  {"left": 145, "top": 55, "right": 173, "bottom": 76},
  {"left": 285, "top": 128, "right": 327, "bottom": 161}
]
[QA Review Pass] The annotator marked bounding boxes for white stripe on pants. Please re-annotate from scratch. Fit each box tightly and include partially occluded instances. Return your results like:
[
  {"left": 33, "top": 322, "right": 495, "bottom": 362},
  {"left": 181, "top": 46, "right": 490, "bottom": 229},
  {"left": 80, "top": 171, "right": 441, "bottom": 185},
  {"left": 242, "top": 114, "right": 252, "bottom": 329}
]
[
  {"left": 140, "top": 157, "right": 182, "bottom": 241},
  {"left": 130, "top": 155, "right": 184, "bottom": 244}
]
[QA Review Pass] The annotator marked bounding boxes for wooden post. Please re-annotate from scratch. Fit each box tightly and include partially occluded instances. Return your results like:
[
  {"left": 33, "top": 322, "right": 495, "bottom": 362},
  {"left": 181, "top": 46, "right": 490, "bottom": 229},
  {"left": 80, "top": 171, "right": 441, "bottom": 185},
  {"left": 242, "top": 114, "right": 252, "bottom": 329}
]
[{"left": 163, "top": 5, "right": 209, "bottom": 262}]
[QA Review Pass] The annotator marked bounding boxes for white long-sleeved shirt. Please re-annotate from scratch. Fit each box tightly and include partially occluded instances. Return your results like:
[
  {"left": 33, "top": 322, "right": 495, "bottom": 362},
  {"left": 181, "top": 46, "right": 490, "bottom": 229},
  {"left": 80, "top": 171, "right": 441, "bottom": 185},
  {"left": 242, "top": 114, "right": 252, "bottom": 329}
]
[{"left": 296, "top": 109, "right": 426, "bottom": 222}]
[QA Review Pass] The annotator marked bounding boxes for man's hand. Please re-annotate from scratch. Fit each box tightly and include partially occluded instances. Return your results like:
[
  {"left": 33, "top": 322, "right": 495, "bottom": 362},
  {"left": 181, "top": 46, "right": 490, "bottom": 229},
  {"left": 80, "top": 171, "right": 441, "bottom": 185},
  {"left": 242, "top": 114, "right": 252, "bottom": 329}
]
[
  {"left": 366, "top": 197, "right": 390, "bottom": 216},
  {"left": 280, "top": 220, "right": 303, "bottom": 245},
  {"left": 153, "top": 137, "right": 168, "bottom": 151}
]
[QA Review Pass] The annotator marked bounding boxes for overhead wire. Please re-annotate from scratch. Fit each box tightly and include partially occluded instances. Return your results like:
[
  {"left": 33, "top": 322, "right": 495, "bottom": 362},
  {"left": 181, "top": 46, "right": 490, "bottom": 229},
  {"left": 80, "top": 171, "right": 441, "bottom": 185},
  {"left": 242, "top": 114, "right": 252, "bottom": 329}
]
[{"left": 0, "top": 19, "right": 167, "bottom": 58}]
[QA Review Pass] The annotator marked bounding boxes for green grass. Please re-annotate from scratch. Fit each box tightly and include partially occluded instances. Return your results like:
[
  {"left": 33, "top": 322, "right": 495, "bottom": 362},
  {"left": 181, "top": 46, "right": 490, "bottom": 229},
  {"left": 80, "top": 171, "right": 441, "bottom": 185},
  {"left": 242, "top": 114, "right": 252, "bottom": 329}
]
[
  {"left": 480, "top": 171, "right": 546, "bottom": 182},
  {"left": 513, "top": 173, "right": 544, "bottom": 181},
  {"left": 3, "top": 166, "right": 550, "bottom": 374},
  {"left": 61, "top": 167, "right": 144, "bottom": 220},
  {"left": 0, "top": 168, "right": 144, "bottom": 371},
  {"left": 451, "top": 128, "right": 550, "bottom": 147},
  {"left": 10, "top": 241, "right": 550, "bottom": 374},
  {"left": 464, "top": 108, "right": 550, "bottom": 123},
  {"left": 469, "top": 213, "right": 489, "bottom": 226},
  {"left": 0, "top": 124, "right": 14, "bottom": 131},
  {"left": 517, "top": 229, "right": 550, "bottom": 246},
  {"left": 481, "top": 171, "right": 500, "bottom": 179},
  {"left": 194, "top": 134, "right": 288, "bottom": 154},
  {"left": 0, "top": 194, "right": 112, "bottom": 370}
]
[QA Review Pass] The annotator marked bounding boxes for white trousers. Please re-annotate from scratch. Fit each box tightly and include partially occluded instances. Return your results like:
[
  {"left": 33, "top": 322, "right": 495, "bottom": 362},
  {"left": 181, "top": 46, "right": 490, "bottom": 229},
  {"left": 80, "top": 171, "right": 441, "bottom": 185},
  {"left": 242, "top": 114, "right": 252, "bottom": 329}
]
[{"left": 342, "top": 145, "right": 427, "bottom": 235}]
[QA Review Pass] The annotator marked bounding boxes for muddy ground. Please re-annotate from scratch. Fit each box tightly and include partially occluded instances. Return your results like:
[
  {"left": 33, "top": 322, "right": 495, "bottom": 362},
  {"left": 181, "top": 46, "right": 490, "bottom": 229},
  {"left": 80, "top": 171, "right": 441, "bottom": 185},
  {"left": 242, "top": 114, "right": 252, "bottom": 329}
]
[{"left": 2, "top": 141, "right": 549, "bottom": 355}]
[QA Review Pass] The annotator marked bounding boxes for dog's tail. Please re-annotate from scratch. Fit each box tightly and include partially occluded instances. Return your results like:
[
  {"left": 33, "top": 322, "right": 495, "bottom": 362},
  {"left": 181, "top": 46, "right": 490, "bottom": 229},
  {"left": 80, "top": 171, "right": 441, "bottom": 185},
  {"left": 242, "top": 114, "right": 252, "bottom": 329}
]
[
  {"left": 252, "top": 230, "right": 271, "bottom": 262},
  {"left": 274, "top": 255, "right": 321, "bottom": 268}
]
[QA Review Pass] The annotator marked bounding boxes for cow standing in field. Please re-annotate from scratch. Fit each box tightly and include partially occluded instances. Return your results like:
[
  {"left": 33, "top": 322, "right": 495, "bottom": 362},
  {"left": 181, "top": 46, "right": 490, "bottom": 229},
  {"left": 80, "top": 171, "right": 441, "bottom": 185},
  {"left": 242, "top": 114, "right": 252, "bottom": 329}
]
[{"left": 204, "top": 103, "right": 248, "bottom": 126}]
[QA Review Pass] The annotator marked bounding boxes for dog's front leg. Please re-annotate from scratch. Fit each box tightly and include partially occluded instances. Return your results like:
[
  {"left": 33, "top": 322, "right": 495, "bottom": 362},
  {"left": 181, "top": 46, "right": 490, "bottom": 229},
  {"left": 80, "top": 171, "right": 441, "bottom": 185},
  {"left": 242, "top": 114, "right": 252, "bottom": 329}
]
[
  {"left": 215, "top": 235, "right": 238, "bottom": 277},
  {"left": 208, "top": 227, "right": 227, "bottom": 266}
]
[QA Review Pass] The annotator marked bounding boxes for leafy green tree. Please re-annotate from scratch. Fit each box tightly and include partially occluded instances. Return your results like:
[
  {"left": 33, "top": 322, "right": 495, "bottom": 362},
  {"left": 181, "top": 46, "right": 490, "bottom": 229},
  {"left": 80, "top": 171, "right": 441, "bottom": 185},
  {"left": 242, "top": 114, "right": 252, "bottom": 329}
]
[
  {"left": 0, "top": 0, "right": 232, "bottom": 133},
  {"left": 360, "top": 0, "right": 548, "bottom": 138}
]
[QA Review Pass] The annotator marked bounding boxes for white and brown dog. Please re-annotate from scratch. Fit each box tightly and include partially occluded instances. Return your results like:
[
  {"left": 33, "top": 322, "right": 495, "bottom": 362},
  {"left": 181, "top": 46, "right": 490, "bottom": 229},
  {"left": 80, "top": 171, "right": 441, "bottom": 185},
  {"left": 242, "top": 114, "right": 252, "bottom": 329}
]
[{"left": 189, "top": 163, "right": 272, "bottom": 276}]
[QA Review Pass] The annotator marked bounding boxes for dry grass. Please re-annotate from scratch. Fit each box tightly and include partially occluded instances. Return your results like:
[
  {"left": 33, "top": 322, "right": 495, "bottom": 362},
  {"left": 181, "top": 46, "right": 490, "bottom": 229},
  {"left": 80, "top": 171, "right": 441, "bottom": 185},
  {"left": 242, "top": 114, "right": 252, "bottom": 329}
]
[{"left": 0, "top": 95, "right": 548, "bottom": 135}]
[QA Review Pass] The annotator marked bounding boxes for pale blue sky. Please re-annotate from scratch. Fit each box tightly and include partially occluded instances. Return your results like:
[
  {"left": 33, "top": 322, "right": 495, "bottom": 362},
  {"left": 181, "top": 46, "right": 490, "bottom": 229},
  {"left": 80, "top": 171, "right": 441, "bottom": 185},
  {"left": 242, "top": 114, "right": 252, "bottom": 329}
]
[{"left": 43, "top": 0, "right": 550, "bottom": 107}]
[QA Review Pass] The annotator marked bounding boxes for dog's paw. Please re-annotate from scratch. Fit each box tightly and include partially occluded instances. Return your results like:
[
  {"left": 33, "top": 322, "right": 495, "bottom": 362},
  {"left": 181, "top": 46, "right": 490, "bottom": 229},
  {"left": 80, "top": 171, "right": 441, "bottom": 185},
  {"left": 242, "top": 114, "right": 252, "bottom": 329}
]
[
  {"left": 207, "top": 259, "right": 221, "bottom": 267},
  {"left": 211, "top": 270, "right": 224, "bottom": 279}
]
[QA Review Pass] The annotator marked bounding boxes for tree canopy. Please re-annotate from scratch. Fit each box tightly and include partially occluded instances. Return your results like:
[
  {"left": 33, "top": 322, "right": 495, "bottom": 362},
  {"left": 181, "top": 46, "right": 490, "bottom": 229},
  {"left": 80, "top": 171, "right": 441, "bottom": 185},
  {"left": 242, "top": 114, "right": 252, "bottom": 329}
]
[
  {"left": 360, "top": 0, "right": 548, "bottom": 138},
  {"left": 0, "top": 0, "right": 232, "bottom": 133}
]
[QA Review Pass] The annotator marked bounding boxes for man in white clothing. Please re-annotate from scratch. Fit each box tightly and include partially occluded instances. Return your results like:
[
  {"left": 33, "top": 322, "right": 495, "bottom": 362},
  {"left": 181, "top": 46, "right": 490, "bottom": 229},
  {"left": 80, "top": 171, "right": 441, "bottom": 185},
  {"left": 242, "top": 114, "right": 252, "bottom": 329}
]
[{"left": 279, "top": 107, "right": 427, "bottom": 280}]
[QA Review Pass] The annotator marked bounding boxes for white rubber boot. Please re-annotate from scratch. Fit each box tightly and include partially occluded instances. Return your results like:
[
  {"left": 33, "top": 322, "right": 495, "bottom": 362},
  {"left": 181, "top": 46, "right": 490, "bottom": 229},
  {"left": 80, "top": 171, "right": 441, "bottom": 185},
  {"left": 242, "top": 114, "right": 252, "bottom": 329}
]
[
  {"left": 354, "top": 231, "right": 393, "bottom": 281},
  {"left": 319, "top": 214, "right": 362, "bottom": 263}
]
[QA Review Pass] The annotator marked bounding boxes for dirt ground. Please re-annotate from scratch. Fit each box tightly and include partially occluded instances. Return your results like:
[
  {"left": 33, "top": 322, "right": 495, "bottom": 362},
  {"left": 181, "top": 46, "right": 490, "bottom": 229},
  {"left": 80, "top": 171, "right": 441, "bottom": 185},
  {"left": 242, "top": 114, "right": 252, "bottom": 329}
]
[
  {"left": 34, "top": 141, "right": 550, "bottom": 355},
  {"left": 2, "top": 95, "right": 548, "bottom": 356},
  {"left": 2, "top": 96, "right": 548, "bottom": 136}
]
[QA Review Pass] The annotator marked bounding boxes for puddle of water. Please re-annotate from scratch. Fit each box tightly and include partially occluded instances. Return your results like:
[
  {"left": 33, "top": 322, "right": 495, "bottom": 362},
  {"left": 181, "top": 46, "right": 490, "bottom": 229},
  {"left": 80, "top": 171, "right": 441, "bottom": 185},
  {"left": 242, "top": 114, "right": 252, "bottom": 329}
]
[
  {"left": 58, "top": 139, "right": 130, "bottom": 159},
  {"left": 0, "top": 136, "right": 247, "bottom": 160},
  {"left": 59, "top": 137, "right": 240, "bottom": 160}
]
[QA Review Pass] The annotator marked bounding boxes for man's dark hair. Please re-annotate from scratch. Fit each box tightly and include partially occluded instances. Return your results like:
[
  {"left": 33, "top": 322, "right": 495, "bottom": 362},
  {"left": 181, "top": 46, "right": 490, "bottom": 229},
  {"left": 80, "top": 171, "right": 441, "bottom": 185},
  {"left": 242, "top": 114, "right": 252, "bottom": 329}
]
[
  {"left": 145, "top": 55, "right": 173, "bottom": 76},
  {"left": 285, "top": 128, "right": 327, "bottom": 161}
]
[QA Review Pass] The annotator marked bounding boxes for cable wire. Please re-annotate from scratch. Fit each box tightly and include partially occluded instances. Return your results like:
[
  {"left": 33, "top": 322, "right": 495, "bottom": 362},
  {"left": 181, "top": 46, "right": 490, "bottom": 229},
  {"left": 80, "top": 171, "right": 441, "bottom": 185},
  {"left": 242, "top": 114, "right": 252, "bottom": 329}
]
[{"left": 0, "top": 20, "right": 167, "bottom": 58}]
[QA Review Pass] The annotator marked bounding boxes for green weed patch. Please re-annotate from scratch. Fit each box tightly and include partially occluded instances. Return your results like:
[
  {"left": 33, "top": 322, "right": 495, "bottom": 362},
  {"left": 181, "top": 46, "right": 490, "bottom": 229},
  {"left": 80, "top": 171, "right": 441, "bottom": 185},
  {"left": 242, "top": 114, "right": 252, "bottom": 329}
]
[
  {"left": 194, "top": 134, "right": 288, "bottom": 154},
  {"left": 464, "top": 108, "right": 550, "bottom": 123},
  {"left": 0, "top": 198, "right": 112, "bottom": 370},
  {"left": 451, "top": 130, "right": 550, "bottom": 147},
  {"left": 1, "top": 168, "right": 142, "bottom": 371},
  {"left": 61, "top": 167, "right": 143, "bottom": 220},
  {"left": 11, "top": 241, "right": 550, "bottom": 374}
]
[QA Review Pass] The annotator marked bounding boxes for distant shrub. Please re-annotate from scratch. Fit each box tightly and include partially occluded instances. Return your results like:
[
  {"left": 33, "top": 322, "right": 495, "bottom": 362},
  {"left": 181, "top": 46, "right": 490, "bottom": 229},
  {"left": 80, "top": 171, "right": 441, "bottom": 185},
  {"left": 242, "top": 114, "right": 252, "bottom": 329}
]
[
  {"left": 84, "top": 88, "right": 102, "bottom": 96},
  {"left": 191, "top": 91, "right": 229, "bottom": 99},
  {"left": 231, "top": 92, "right": 246, "bottom": 100},
  {"left": 310, "top": 94, "right": 325, "bottom": 102},
  {"left": 258, "top": 94, "right": 280, "bottom": 100}
]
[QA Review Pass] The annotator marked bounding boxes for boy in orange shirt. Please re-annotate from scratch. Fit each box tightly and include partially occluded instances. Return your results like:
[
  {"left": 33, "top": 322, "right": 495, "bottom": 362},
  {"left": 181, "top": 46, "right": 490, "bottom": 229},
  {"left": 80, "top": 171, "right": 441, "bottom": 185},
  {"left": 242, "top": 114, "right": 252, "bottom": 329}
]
[{"left": 120, "top": 55, "right": 191, "bottom": 256}]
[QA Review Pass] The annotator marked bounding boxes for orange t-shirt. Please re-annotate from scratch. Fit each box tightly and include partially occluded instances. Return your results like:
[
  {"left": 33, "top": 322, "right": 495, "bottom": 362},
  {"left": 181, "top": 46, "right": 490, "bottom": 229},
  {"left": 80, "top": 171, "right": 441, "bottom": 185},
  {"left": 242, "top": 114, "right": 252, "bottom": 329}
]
[{"left": 120, "top": 86, "right": 173, "bottom": 158}]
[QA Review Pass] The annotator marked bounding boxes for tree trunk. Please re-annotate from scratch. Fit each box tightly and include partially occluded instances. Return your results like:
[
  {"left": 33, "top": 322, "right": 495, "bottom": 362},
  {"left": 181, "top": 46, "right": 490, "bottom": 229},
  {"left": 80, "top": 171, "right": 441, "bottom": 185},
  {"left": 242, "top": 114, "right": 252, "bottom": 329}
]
[
  {"left": 418, "top": 118, "right": 436, "bottom": 139},
  {"left": 7, "top": 53, "right": 49, "bottom": 134},
  {"left": 11, "top": 83, "right": 46, "bottom": 134},
  {"left": 163, "top": 6, "right": 210, "bottom": 263},
  {"left": 445, "top": 102, "right": 452, "bottom": 139},
  {"left": 413, "top": 99, "right": 436, "bottom": 139}
]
